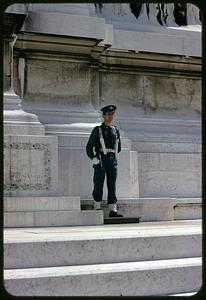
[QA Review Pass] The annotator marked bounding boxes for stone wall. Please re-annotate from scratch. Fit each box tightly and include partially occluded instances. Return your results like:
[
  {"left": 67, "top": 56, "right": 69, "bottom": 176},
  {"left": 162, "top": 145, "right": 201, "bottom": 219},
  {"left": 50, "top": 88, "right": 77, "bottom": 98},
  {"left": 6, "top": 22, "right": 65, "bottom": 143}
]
[
  {"left": 11, "top": 32, "right": 201, "bottom": 204},
  {"left": 13, "top": 34, "right": 201, "bottom": 123}
]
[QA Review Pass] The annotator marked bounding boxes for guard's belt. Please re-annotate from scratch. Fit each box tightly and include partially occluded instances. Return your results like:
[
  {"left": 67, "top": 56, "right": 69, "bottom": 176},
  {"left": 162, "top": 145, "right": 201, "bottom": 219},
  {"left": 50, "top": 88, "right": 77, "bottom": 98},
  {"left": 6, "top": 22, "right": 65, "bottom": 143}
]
[
  {"left": 99, "top": 125, "right": 119, "bottom": 156},
  {"left": 100, "top": 148, "right": 115, "bottom": 153}
]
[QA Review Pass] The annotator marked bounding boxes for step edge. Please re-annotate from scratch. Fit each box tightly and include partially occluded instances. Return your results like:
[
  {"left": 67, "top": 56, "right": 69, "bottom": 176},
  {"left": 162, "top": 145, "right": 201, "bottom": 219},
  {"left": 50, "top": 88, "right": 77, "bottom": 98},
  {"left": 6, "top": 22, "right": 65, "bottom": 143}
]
[
  {"left": 4, "top": 231, "right": 202, "bottom": 244},
  {"left": 4, "top": 257, "right": 202, "bottom": 279}
]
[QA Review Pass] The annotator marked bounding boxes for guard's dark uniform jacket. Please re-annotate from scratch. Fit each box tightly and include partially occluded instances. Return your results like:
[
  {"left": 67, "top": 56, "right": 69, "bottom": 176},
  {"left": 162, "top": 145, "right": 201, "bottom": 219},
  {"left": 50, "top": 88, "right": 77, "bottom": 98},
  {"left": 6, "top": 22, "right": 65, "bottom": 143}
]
[{"left": 86, "top": 122, "right": 121, "bottom": 204}]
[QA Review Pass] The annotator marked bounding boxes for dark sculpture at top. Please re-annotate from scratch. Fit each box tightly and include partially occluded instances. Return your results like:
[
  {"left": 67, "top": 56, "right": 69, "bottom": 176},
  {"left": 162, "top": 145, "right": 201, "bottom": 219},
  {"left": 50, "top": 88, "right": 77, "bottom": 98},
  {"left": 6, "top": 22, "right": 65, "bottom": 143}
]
[{"left": 94, "top": 3, "right": 201, "bottom": 26}]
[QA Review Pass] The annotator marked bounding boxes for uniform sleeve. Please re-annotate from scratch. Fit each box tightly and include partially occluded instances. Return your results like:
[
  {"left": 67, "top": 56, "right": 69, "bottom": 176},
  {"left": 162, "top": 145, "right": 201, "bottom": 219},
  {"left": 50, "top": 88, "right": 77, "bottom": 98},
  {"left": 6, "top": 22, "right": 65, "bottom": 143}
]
[
  {"left": 116, "top": 127, "right": 121, "bottom": 153},
  {"left": 86, "top": 126, "right": 99, "bottom": 160}
]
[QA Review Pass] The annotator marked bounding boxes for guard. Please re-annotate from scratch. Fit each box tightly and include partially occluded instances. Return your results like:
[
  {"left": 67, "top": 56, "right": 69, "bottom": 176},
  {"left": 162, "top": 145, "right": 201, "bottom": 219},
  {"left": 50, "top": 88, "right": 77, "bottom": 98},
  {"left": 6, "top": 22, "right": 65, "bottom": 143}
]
[{"left": 86, "top": 104, "right": 123, "bottom": 217}]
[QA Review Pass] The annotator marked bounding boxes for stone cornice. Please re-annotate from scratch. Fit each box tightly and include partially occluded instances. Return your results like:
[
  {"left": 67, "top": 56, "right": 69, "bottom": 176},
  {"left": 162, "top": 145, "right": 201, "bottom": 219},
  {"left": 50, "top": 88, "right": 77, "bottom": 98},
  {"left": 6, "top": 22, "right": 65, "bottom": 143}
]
[{"left": 14, "top": 33, "right": 201, "bottom": 78}]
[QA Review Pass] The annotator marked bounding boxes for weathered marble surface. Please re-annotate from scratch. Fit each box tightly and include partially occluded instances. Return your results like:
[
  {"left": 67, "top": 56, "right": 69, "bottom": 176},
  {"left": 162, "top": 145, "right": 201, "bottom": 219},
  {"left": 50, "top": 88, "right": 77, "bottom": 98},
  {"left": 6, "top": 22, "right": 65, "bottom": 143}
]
[
  {"left": 174, "top": 203, "right": 202, "bottom": 220},
  {"left": 81, "top": 197, "right": 202, "bottom": 221},
  {"left": 4, "top": 210, "right": 103, "bottom": 228},
  {"left": 4, "top": 257, "right": 202, "bottom": 296},
  {"left": 22, "top": 11, "right": 106, "bottom": 40},
  {"left": 139, "top": 198, "right": 202, "bottom": 221},
  {"left": 21, "top": 60, "right": 94, "bottom": 111},
  {"left": 4, "top": 196, "right": 81, "bottom": 212},
  {"left": 4, "top": 220, "right": 202, "bottom": 269},
  {"left": 18, "top": 58, "right": 201, "bottom": 121},
  {"left": 138, "top": 152, "right": 201, "bottom": 197},
  {"left": 100, "top": 73, "right": 201, "bottom": 118},
  {"left": 132, "top": 141, "right": 201, "bottom": 153},
  {"left": 112, "top": 28, "right": 201, "bottom": 56},
  {"left": 4, "top": 220, "right": 202, "bottom": 295}
]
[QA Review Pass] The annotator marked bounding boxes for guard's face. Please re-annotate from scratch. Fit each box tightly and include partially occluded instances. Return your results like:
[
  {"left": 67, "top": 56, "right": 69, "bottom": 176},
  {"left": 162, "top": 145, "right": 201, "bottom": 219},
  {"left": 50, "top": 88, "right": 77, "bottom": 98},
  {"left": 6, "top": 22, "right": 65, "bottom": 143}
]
[{"left": 103, "top": 111, "right": 114, "bottom": 123}]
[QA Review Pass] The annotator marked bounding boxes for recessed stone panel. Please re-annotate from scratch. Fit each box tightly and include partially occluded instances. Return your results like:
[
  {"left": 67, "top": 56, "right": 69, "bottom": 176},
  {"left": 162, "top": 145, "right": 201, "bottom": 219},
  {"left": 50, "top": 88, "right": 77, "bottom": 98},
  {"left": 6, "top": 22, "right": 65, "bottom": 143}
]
[
  {"left": 4, "top": 135, "right": 58, "bottom": 196},
  {"left": 24, "top": 59, "right": 93, "bottom": 111},
  {"left": 100, "top": 72, "right": 201, "bottom": 118},
  {"left": 138, "top": 152, "right": 201, "bottom": 197}
]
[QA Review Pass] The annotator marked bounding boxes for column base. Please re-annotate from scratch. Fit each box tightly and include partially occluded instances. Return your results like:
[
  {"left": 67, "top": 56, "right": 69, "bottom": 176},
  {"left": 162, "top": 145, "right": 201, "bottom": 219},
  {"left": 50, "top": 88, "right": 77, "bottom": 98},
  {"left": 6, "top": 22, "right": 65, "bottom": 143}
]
[
  {"left": 4, "top": 109, "right": 45, "bottom": 135},
  {"left": 4, "top": 91, "right": 45, "bottom": 135}
]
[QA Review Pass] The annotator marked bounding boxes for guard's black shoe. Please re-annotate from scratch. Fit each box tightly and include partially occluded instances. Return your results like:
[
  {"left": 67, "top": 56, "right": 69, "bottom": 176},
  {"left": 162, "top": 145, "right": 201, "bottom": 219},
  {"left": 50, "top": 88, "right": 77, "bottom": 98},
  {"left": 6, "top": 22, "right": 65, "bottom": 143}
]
[{"left": 109, "top": 211, "right": 123, "bottom": 217}]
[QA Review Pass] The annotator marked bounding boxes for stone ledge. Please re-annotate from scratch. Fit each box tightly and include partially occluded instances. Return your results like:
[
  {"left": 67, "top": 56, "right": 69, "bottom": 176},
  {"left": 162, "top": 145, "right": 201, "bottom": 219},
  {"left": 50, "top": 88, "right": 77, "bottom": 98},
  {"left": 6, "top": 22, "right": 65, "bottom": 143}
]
[
  {"left": 4, "top": 257, "right": 202, "bottom": 296},
  {"left": 14, "top": 31, "right": 201, "bottom": 77},
  {"left": 18, "top": 9, "right": 201, "bottom": 57},
  {"left": 4, "top": 223, "right": 201, "bottom": 269},
  {"left": 4, "top": 196, "right": 81, "bottom": 212},
  {"left": 81, "top": 198, "right": 202, "bottom": 221},
  {"left": 132, "top": 140, "right": 201, "bottom": 153},
  {"left": 113, "top": 28, "right": 201, "bottom": 57},
  {"left": 22, "top": 11, "right": 106, "bottom": 40},
  {"left": 4, "top": 210, "right": 104, "bottom": 227}
]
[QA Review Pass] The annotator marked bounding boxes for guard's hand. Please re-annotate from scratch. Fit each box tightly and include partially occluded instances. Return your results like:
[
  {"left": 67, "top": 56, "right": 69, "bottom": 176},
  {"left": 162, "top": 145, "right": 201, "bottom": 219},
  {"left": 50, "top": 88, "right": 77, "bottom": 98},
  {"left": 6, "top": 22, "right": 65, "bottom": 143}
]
[{"left": 92, "top": 157, "right": 100, "bottom": 165}]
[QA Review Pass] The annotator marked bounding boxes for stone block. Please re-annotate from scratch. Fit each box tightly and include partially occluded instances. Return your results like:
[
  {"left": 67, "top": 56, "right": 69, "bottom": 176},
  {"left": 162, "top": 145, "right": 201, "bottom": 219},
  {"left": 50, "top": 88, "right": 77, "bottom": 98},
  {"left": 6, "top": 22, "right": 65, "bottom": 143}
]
[
  {"left": 4, "top": 210, "right": 103, "bottom": 227},
  {"left": 138, "top": 198, "right": 175, "bottom": 221},
  {"left": 4, "top": 196, "right": 81, "bottom": 212},
  {"left": 4, "top": 257, "right": 202, "bottom": 296},
  {"left": 100, "top": 72, "right": 201, "bottom": 118},
  {"left": 22, "top": 11, "right": 106, "bottom": 40},
  {"left": 132, "top": 141, "right": 201, "bottom": 154},
  {"left": 115, "top": 150, "right": 139, "bottom": 198},
  {"left": 138, "top": 153, "right": 201, "bottom": 198},
  {"left": 4, "top": 135, "right": 58, "bottom": 197},
  {"left": 30, "top": 4, "right": 91, "bottom": 16},
  {"left": 82, "top": 197, "right": 202, "bottom": 221},
  {"left": 174, "top": 203, "right": 202, "bottom": 220},
  {"left": 174, "top": 198, "right": 202, "bottom": 220},
  {"left": 23, "top": 60, "right": 92, "bottom": 110},
  {"left": 58, "top": 148, "right": 81, "bottom": 197},
  {"left": 113, "top": 28, "right": 201, "bottom": 57}
]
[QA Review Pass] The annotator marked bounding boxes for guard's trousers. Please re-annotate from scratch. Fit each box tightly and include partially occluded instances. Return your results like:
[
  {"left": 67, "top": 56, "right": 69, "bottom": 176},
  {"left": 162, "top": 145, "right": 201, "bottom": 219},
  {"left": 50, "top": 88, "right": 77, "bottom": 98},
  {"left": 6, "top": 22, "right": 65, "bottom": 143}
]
[{"left": 92, "top": 152, "right": 117, "bottom": 204}]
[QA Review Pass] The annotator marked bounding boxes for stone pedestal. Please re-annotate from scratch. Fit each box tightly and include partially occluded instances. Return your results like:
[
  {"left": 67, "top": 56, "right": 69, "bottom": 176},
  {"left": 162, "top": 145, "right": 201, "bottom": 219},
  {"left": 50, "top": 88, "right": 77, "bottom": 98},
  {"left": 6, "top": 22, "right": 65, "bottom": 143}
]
[{"left": 3, "top": 11, "right": 55, "bottom": 197}]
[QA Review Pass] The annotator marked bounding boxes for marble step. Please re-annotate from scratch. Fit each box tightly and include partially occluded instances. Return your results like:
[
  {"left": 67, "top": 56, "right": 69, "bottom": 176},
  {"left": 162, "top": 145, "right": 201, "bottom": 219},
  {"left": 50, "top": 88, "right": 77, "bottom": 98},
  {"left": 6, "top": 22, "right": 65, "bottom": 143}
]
[
  {"left": 4, "top": 257, "right": 202, "bottom": 296},
  {"left": 81, "top": 197, "right": 202, "bottom": 220},
  {"left": 4, "top": 196, "right": 81, "bottom": 212},
  {"left": 4, "top": 220, "right": 201, "bottom": 269},
  {"left": 4, "top": 210, "right": 103, "bottom": 227}
]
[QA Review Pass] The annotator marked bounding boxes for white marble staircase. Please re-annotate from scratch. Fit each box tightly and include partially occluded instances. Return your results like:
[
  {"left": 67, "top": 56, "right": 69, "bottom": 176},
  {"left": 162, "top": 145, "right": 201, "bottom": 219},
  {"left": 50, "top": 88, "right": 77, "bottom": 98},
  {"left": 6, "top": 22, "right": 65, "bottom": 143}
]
[{"left": 4, "top": 220, "right": 202, "bottom": 296}]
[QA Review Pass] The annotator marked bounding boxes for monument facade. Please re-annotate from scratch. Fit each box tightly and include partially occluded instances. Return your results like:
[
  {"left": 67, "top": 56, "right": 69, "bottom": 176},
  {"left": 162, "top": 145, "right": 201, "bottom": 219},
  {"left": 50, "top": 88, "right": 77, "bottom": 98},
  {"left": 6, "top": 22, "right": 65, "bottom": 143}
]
[{"left": 4, "top": 2, "right": 202, "bottom": 221}]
